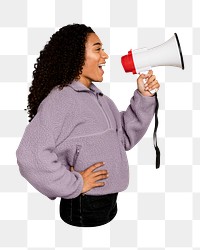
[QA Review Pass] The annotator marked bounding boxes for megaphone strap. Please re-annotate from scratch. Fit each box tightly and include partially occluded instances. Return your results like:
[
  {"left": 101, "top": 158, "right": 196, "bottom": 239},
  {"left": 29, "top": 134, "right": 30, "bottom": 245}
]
[{"left": 153, "top": 93, "right": 160, "bottom": 169}]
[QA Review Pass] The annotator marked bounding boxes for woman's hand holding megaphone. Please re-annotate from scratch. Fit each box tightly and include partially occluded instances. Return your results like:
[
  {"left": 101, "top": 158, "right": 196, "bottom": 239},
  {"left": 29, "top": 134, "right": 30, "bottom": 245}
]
[{"left": 137, "top": 70, "right": 160, "bottom": 97}]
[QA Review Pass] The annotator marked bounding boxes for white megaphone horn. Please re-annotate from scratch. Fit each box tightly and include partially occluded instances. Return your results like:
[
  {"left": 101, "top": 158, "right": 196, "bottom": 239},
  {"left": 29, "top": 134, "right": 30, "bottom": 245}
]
[{"left": 121, "top": 33, "right": 184, "bottom": 74}]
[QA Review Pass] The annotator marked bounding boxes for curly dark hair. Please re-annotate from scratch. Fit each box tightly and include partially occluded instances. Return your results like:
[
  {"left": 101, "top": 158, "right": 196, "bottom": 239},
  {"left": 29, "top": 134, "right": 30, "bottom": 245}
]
[{"left": 26, "top": 23, "right": 94, "bottom": 122}]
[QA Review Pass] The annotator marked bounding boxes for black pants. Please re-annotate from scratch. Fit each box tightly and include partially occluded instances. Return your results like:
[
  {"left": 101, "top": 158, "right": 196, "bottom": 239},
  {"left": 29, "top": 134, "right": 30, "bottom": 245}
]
[{"left": 60, "top": 193, "right": 118, "bottom": 227}]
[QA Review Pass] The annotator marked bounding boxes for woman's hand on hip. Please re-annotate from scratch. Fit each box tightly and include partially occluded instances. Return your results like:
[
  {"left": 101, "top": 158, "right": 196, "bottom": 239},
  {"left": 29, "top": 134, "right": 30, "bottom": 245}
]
[{"left": 71, "top": 162, "right": 108, "bottom": 194}]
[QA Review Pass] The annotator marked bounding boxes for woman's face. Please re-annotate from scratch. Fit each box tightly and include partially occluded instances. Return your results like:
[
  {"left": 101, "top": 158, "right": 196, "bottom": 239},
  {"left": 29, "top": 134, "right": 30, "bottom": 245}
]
[{"left": 79, "top": 33, "right": 109, "bottom": 87}]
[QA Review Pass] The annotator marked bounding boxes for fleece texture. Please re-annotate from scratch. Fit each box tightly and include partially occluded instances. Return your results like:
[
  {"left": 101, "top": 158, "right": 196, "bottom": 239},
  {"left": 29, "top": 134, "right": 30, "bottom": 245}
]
[{"left": 16, "top": 80, "right": 156, "bottom": 199}]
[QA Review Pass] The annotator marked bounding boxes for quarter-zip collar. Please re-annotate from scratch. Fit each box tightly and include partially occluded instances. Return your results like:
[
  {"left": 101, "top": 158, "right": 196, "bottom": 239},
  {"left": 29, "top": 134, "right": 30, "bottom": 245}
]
[{"left": 68, "top": 80, "right": 103, "bottom": 95}]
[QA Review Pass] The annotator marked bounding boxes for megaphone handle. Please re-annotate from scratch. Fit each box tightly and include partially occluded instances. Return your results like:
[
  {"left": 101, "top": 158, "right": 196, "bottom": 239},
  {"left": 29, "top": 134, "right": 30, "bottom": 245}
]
[
  {"left": 149, "top": 88, "right": 158, "bottom": 95},
  {"left": 142, "top": 75, "right": 157, "bottom": 95}
]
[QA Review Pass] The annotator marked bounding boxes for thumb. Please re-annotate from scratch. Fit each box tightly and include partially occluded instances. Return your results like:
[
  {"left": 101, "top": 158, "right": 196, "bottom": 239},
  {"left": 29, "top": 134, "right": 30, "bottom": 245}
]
[
  {"left": 137, "top": 73, "right": 150, "bottom": 82},
  {"left": 138, "top": 73, "right": 146, "bottom": 79},
  {"left": 137, "top": 73, "right": 148, "bottom": 85}
]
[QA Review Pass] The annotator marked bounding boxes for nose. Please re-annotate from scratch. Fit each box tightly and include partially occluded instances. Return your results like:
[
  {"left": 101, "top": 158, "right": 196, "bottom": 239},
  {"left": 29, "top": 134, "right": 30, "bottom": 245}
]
[{"left": 102, "top": 50, "right": 109, "bottom": 59}]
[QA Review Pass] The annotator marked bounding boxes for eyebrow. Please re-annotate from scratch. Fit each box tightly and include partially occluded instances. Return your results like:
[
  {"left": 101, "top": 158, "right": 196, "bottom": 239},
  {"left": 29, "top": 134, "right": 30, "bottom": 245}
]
[{"left": 92, "top": 42, "right": 102, "bottom": 46}]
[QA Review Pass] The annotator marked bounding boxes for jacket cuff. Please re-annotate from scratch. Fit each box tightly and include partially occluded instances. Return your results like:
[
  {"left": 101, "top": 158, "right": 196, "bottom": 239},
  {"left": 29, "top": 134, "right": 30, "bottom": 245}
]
[
  {"left": 72, "top": 171, "right": 84, "bottom": 197},
  {"left": 47, "top": 171, "right": 83, "bottom": 200},
  {"left": 135, "top": 89, "right": 156, "bottom": 102}
]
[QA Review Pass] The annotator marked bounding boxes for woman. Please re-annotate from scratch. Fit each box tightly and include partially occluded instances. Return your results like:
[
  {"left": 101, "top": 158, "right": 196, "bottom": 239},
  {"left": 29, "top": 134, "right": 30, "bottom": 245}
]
[{"left": 16, "top": 24, "right": 160, "bottom": 227}]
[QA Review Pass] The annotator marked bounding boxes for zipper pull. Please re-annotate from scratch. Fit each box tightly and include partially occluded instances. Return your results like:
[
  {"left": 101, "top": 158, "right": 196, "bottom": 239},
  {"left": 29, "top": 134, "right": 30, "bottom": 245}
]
[{"left": 72, "top": 145, "right": 82, "bottom": 168}]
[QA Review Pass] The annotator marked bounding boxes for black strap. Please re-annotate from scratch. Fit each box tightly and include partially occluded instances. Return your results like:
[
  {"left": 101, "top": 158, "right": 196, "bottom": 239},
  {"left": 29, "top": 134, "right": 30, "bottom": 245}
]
[{"left": 153, "top": 93, "right": 160, "bottom": 169}]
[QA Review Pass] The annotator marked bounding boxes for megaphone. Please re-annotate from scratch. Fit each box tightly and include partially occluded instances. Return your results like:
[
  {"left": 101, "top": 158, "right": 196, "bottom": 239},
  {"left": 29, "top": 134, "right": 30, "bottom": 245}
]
[
  {"left": 121, "top": 33, "right": 184, "bottom": 170},
  {"left": 121, "top": 33, "right": 184, "bottom": 74}
]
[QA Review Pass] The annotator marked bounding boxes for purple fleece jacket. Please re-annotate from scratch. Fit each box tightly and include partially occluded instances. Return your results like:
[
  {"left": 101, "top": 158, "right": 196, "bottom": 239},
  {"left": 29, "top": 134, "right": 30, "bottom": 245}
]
[{"left": 16, "top": 80, "right": 156, "bottom": 199}]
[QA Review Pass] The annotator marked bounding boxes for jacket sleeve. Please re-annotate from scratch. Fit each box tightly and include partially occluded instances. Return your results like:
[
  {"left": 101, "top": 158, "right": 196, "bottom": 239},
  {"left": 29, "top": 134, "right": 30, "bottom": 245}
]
[
  {"left": 120, "top": 89, "right": 156, "bottom": 151},
  {"left": 16, "top": 89, "right": 83, "bottom": 200}
]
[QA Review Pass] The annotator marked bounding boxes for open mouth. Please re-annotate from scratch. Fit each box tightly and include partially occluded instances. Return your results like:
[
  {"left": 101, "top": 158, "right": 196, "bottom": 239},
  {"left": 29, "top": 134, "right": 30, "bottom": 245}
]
[
  {"left": 98, "top": 63, "right": 105, "bottom": 68},
  {"left": 98, "top": 64, "right": 105, "bottom": 75},
  {"left": 98, "top": 63, "right": 106, "bottom": 73}
]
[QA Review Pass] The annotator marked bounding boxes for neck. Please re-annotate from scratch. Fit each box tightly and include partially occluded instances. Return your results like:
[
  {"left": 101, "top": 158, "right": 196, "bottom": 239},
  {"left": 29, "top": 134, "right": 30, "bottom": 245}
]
[{"left": 78, "top": 77, "right": 92, "bottom": 89}]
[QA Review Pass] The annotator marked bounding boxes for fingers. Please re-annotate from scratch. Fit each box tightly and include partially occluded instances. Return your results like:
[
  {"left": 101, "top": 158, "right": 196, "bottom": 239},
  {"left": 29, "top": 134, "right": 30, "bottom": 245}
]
[
  {"left": 87, "top": 162, "right": 108, "bottom": 180},
  {"left": 137, "top": 70, "right": 154, "bottom": 88},
  {"left": 93, "top": 169, "right": 108, "bottom": 177},
  {"left": 139, "top": 70, "right": 153, "bottom": 79},
  {"left": 137, "top": 70, "right": 160, "bottom": 97},
  {"left": 93, "top": 171, "right": 109, "bottom": 182},
  {"left": 144, "top": 75, "right": 160, "bottom": 92},
  {"left": 93, "top": 181, "right": 106, "bottom": 187},
  {"left": 145, "top": 80, "right": 160, "bottom": 92},
  {"left": 87, "top": 161, "right": 105, "bottom": 172},
  {"left": 80, "top": 162, "right": 109, "bottom": 193}
]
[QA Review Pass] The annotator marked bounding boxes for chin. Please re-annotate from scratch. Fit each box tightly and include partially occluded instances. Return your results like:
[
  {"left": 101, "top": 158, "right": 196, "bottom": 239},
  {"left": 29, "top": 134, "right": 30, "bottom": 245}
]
[{"left": 95, "top": 77, "right": 104, "bottom": 82}]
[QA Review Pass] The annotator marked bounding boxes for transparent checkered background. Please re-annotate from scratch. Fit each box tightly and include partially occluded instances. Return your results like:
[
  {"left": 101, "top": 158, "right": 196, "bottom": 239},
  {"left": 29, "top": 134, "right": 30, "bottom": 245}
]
[{"left": 0, "top": 0, "right": 200, "bottom": 249}]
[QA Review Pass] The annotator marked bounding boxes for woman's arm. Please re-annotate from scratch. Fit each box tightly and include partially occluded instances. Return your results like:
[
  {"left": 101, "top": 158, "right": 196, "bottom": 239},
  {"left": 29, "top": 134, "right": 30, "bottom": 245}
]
[{"left": 16, "top": 89, "right": 83, "bottom": 200}]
